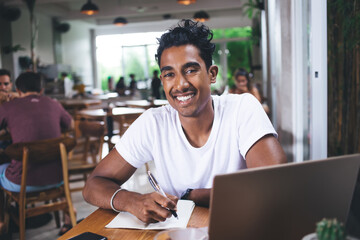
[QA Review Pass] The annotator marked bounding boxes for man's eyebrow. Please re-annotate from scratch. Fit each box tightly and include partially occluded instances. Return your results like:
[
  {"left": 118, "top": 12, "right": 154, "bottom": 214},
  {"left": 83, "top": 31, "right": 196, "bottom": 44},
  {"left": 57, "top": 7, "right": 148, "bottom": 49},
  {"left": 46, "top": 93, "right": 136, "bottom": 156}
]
[
  {"left": 183, "top": 62, "right": 201, "bottom": 69},
  {"left": 160, "top": 66, "right": 173, "bottom": 72}
]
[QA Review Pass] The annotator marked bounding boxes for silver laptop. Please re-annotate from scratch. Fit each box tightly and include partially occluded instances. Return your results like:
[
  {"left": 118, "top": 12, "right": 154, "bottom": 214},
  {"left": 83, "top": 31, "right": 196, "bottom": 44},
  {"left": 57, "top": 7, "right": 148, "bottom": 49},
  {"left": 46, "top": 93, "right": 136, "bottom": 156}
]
[{"left": 208, "top": 154, "right": 360, "bottom": 240}]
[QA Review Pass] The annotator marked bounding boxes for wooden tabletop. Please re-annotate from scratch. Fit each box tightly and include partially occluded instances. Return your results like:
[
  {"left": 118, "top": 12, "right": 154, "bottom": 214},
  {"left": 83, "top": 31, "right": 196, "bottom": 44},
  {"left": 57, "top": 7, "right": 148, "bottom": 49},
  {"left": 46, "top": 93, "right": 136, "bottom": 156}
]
[
  {"left": 59, "top": 99, "right": 102, "bottom": 110},
  {"left": 125, "top": 100, "right": 168, "bottom": 109},
  {"left": 78, "top": 107, "right": 145, "bottom": 118},
  {"left": 58, "top": 206, "right": 209, "bottom": 240}
]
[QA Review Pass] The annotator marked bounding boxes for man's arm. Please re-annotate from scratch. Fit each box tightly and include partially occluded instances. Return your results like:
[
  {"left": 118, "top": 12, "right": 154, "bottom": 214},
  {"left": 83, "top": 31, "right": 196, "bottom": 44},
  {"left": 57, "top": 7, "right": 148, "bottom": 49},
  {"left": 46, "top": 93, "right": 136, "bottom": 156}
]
[
  {"left": 83, "top": 148, "right": 178, "bottom": 224},
  {"left": 246, "top": 134, "right": 287, "bottom": 168},
  {"left": 186, "top": 134, "right": 286, "bottom": 207}
]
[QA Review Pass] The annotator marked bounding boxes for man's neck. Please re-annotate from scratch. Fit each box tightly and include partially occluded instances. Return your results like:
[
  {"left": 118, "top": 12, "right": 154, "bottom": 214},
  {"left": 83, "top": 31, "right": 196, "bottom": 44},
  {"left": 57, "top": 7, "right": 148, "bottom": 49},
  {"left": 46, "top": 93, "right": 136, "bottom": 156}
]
[
  {"left": 179, "top": 99, "right": 214, "bottom": 148},
  {"left": 19, "top": 91, "right": 40, "bottom": 97}
]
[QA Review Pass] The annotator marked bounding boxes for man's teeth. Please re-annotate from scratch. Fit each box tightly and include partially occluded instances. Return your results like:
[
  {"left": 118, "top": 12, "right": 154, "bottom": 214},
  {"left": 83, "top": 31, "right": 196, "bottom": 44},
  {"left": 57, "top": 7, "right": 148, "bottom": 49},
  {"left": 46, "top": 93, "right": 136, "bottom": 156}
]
[{"left": 176, "top": 94, "right": 194, "bottom": 101}]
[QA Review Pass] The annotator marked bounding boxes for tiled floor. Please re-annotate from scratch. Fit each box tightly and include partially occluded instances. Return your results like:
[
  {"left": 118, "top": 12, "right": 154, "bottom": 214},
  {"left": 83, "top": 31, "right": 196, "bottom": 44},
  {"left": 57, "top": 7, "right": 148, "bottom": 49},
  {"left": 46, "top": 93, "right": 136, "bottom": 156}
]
[{"left": 7, "top": 143, "right": 155, "bottom": 240}]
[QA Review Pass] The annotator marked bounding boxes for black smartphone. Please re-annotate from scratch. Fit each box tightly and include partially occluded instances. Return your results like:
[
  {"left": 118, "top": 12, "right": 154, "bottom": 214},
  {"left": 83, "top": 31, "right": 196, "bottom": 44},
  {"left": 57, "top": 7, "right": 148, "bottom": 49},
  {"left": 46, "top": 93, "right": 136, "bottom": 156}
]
[{"left": 67, "top": 232, "right": 107, "bottom": 240}]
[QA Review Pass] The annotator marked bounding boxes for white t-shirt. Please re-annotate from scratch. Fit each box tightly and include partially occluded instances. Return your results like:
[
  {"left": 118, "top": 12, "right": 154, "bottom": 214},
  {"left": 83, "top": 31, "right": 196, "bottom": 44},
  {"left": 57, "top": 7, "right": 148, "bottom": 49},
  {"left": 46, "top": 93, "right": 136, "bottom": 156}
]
[{"left": 115, "top": 93, "right": 276, "bottom": 197}]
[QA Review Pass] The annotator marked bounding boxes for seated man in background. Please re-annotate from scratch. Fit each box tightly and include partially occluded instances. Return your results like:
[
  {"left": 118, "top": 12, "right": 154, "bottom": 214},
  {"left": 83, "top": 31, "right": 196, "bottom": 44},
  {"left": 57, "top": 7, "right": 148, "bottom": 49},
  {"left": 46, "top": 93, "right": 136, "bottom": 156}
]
[
  {"left": 0, "top": 69, "right": 18, "bottom": 166},
  {"left": 0, "top": 72, "right": 74, "bottom": 235},
  {"left": 83, "top": 19, "right": 286, "bottom": 224},
  {"left": 0, "top": 69, "right": 18, "bottom": 105}
]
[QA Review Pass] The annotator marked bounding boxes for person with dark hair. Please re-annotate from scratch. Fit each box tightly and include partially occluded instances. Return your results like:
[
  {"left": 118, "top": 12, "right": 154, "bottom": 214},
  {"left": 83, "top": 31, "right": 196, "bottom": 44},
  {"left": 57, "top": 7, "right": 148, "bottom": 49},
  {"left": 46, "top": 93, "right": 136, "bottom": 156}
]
[
  {"left": 107, "top": 76, "right": 114, "bottom": 92},
  {"left": 129, "top": 73, "right": 137, "bottom": 96},
  {"left": 151, "top": 70, "right": 161, "bottom": 99},
  {"left": 83, "top": 19, "right": 286, "bottom": 224},
  {"left": 0, "top": 69, "right": 18, "bottom": 104},
  {"left": 0, "top": 72, "right": 74, "bottom": 235},
  {"left": 115, "top": 76, "right": 126, "bottom": 96},
  {"left": 229, "top": 68, "right": 261, "bottom": 101},
  {"left": 229, "top": 68, "right": 270, "bottom": 114}
]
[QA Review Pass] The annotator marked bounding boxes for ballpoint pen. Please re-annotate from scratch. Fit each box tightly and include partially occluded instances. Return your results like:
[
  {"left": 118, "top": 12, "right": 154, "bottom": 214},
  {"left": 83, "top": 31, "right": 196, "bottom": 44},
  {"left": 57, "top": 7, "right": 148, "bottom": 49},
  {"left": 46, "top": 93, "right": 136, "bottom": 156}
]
[{"left": 147, "top": 170, "right": 178, "bottom": 219}]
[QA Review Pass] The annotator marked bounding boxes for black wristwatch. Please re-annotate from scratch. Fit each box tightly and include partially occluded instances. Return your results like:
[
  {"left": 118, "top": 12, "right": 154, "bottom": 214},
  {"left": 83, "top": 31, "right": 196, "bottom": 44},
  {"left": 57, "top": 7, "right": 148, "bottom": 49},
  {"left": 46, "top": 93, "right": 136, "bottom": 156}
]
[{"left": 181, "top": 188, "right": 193, "bottom": 200}]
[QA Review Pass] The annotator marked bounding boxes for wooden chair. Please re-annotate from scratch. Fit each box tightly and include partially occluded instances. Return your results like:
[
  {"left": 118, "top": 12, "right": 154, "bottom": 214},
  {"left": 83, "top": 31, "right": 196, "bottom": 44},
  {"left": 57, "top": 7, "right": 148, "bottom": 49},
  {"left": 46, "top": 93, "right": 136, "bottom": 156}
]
[
  {"left": 108, "top": 112, "right": 143, "bottom": 150},
  {"left": 68, "top": 120, "right": 105, "bottom": 192},
  {"left": 2, "top": 137, "right": 77, "bottom": 240}
]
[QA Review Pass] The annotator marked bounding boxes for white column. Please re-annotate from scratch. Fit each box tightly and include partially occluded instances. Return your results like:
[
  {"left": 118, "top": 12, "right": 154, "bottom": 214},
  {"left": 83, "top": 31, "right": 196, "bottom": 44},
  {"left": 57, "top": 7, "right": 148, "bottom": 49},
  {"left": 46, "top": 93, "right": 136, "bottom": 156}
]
[{"left": 310, "top": 0, "right": 327, "bottom": 160}]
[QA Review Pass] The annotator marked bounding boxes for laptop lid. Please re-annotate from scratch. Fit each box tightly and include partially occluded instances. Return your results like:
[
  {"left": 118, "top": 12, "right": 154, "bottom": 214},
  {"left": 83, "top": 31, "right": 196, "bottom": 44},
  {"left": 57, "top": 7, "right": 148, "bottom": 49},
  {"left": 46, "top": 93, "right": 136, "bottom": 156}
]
[{"left": 208, "top": 154, "right": 360, "bottom": 240}]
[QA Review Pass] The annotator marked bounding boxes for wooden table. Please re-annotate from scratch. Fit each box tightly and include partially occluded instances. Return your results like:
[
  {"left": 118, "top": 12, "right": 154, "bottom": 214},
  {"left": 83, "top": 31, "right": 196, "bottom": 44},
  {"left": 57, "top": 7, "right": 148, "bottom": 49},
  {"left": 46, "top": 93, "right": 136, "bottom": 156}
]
[
  {"left": 78, "top": 107, "right": 145, "bottom": 119},
  {"left": 125, "top": 100, "right": 168, "bottom": 109},
  {"left": 58, "top": 206, "right": 209, "bottom": 240},
  {"left": 77, "top": 107, "right": 146, "bottom": 137},
  {"left": 59, "top": 99, "right": 103, "bottom": 117}
]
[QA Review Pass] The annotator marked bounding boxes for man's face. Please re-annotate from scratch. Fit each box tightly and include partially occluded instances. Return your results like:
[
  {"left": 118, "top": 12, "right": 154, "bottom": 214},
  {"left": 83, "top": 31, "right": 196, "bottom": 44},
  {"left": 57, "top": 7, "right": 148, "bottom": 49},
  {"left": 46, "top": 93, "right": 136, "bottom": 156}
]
[
  {"left": 0, "top": 75, "right": 12, "bottom": 93},
  {"left": 160, "top": 45, "right": 217, "bottom": 118}
]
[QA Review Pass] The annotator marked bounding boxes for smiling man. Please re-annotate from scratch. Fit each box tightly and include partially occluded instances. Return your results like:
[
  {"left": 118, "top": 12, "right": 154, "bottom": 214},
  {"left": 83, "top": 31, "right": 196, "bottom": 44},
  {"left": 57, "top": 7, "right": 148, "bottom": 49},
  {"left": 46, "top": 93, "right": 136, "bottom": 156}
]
[{"left": 83, "top": 19, "right": 286, "bottom": 224}]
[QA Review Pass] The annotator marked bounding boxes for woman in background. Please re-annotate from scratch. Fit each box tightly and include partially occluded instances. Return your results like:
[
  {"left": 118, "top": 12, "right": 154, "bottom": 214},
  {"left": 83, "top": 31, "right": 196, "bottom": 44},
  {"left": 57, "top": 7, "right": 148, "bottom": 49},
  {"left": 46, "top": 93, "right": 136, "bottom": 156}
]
[
  {"left": 229, "top": 68, "right": 269, "bottom": 114},
  {"left": 229, "top": 68, "right": 261, "bottom": 102}
]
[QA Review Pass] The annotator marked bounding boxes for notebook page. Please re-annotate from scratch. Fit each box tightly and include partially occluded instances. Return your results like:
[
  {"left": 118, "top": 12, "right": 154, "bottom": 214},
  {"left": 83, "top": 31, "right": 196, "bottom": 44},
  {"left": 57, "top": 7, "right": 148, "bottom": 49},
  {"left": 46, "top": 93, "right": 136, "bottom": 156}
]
[{"left": 105, "top": 200, "right": 195, "bottom": 230}]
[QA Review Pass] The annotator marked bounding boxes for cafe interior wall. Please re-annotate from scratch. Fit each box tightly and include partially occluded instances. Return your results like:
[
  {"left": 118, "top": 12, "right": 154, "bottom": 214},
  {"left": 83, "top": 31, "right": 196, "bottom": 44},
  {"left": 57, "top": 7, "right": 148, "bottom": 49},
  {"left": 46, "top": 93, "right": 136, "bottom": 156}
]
[
  {"left": 10, "top": 8, "right": 55, "bottom": 77},
  {"left": 0, "top": 6, "right": 95, "bottom": 88},
  {"left": 60, "top": 19, "right": 95, "bottom": 88}
]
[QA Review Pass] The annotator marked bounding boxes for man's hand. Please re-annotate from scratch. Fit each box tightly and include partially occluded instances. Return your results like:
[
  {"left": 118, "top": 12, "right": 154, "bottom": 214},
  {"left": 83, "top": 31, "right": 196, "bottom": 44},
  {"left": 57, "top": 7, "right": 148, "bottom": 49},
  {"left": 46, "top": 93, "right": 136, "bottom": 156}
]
[
  {"left": 0, "top": 91, "right": 18, "bottom": 104},
  {"left": 127, "top": 191, "right": 178, "bottom": 224}
]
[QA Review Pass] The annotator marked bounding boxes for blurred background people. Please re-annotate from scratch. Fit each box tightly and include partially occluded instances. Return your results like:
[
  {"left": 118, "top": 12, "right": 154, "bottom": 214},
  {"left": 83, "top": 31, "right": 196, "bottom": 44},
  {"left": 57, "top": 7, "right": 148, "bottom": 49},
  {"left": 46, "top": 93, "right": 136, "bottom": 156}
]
[
  {"left": 0, "top": 69, "right": 18, "bottom": 105},
  {"left": 129, "top": 74, "right": 137, "bottom": 96},
  {"left": 0, "top": 72, "right": 74, "bottom": 235},
  {"left": 107, "top": 76, "right": 114, "bottom": 92},
  {"left": 229, "top": 68, "right": 269, "bottom": 114},
  {"left": 151, "top": 70, "right": 161, "bottom": 99},
  {"left": 60, "top": 72, "right": 74, "bottom": 98},
  {"left": 115, "top": 76, "right": 126, "bottom": 96},
  {"left": 229, "top": 68, "right": 261, "bottom": 101}
]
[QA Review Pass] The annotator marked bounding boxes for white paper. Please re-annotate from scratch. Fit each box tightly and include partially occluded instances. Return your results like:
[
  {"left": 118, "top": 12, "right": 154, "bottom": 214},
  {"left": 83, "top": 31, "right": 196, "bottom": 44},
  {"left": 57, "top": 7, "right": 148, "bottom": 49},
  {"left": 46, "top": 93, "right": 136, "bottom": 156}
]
[{"left": 105, "top": 200, "right": 195, "bottom": 230}]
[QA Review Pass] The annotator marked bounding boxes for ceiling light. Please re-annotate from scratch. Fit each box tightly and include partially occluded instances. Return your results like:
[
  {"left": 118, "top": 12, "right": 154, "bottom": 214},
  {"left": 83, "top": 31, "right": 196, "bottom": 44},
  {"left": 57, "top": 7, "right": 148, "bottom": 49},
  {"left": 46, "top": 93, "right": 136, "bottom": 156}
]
[
  {"left": 80, "top": 0, "right": 99, "bottom": 15},
  {"left": 177, "top": 0, "right": 196, "bottom": 5},
  {"left": 113, "top": 17, "right": 128, "bottom": 26},
  {"left": 193, "top": 11, "right": 210, "bottom": 22}
]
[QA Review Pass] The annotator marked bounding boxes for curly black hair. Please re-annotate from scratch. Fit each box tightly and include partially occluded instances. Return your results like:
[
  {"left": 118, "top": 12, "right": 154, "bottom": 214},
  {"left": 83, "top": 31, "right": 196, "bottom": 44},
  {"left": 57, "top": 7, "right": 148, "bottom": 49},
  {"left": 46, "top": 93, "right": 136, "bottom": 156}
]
[{"left": 156, "top": 19, "right": 216, "bottom": 70}]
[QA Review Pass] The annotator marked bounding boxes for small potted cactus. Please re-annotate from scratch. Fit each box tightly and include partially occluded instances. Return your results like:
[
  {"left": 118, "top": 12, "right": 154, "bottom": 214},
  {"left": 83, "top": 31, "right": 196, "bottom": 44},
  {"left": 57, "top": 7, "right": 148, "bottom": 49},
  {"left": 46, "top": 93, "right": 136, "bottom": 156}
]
[{"left": 316, "top": 218, "right": 346, "bottom": 240}]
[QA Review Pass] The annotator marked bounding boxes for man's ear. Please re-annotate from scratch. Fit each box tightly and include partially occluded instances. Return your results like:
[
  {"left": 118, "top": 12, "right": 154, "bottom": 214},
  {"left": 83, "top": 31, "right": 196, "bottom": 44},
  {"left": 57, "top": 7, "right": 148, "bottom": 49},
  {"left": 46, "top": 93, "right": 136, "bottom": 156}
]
[
  {"left": 16, "top": 89, "right": 22, "bottom": 96},
  {"left": 209, "top": 65, "right": 218, "bottom": 84}
]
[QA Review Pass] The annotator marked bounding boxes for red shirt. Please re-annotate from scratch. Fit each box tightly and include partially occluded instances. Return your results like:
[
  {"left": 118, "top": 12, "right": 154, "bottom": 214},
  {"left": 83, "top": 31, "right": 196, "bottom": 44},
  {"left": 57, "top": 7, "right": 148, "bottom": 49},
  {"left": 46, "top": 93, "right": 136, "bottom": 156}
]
[{"left": 0, "top": 95, "right": 72, "bottom": 185}]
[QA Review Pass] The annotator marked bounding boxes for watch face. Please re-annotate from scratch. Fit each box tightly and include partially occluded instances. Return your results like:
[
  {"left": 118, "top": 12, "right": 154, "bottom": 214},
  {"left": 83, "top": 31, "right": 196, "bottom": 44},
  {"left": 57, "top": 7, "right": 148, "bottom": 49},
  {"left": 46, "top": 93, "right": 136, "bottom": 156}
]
[{"left": 181, "top": 188, "right": 193, "bottom": 200}]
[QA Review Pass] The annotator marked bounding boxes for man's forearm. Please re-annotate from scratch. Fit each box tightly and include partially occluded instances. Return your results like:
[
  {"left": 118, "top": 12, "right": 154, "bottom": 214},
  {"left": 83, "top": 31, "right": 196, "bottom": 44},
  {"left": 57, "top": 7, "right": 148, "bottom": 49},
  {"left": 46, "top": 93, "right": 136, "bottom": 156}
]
[
  {"left": 83, "top": 175, "right": 140, "bottom": 212},
  {"left": 187, "top": 188, "right": 211, "bottom": 207}
]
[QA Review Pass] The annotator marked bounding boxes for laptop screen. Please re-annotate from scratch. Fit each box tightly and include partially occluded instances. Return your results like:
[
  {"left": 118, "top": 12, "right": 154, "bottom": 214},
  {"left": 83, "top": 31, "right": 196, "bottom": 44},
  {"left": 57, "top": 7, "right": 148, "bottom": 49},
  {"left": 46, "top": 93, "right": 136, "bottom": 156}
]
[{"left": 208, "top": 154, "right": 360, "bottom": 240}]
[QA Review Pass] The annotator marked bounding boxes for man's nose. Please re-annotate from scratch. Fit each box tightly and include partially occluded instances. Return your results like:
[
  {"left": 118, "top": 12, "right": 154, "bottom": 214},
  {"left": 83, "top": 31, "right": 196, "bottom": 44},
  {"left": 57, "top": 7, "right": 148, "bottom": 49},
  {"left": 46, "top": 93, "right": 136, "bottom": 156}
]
[{"left": 173, "top": 74, "right": 190, "bottom": 91}]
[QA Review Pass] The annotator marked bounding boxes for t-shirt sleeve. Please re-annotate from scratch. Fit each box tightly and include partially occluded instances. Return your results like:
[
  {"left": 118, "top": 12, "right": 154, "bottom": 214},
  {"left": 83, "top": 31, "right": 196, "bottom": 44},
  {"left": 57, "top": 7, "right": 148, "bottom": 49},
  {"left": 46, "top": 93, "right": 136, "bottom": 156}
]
[
  {"left": 57, "top": 102, "right": 72, "bottom": 130},
  {"left": 114, "top": 110, "right": 154, "bottom": 168},
  {"left": 237, "top": 94, "right": 277, "bottom": 159}
]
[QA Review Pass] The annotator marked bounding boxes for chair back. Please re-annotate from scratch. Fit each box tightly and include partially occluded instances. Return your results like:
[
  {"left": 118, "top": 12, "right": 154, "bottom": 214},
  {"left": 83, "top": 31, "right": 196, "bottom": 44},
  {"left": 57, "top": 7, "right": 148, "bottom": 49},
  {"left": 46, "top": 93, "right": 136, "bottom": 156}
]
[
  {"left": 2, "top": 137, "right": 77, "bottom": 240},
  {"left": 5, "top": 137, "right": 76, "bottom": 164},
  {"left": 117, "top": 113, "right": 142, "bottom": 136},
  {"left": 77, "top": 120, "right": 105, "bottom": 164}
]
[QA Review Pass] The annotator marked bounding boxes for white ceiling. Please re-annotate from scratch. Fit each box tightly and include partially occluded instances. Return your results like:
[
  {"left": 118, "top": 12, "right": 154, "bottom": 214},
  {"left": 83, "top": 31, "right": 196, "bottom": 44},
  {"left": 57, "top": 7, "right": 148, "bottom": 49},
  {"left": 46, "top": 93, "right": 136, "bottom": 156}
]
[{"left": 3, "top": 0, "right": 251, "bottom": 33}]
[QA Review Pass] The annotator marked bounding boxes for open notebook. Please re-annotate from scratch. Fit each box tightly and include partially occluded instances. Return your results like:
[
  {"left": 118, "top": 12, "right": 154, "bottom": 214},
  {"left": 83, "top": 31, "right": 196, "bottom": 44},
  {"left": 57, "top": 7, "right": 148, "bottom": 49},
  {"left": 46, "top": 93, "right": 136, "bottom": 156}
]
[{"left": 105, "top": 200, "right": 195, "bottom": 230}]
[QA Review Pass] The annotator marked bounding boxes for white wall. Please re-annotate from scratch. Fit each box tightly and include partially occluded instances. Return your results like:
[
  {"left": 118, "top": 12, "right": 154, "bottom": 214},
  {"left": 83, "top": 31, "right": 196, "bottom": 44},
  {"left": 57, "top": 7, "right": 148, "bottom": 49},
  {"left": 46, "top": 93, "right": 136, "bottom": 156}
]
[
  {"left": 11, "top": 7, "right": 54, "bottom": 77},
  {"left": 61, "top": 20, "right": 95, "bottom": 87}
]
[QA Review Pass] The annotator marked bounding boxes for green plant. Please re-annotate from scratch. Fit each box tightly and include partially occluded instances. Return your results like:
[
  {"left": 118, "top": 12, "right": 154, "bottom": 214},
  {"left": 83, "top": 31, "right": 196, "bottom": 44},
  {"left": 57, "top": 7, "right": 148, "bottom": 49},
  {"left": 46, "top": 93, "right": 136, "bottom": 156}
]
[
  {"left": 241, "top": 0, "right": 264, "bottom": 19},
  {"left": 316, "top": 218, "right": 346, "bottom": 240}
]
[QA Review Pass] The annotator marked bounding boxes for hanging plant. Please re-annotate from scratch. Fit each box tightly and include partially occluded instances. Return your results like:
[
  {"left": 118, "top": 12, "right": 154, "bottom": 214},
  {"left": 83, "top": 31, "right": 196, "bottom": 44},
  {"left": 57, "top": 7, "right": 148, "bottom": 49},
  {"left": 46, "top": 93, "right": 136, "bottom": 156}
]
[{"left": 23, "top": 0, "right": 38, "bottom": 72}]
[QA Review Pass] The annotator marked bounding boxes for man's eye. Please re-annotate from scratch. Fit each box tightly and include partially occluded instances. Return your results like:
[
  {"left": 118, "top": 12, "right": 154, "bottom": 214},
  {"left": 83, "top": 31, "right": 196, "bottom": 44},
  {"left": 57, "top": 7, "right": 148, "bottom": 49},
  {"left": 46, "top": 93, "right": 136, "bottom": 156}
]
[
  {"left": 185, "top": 69, "right": 196, "bottom": 74},
  {"left": 163, "top": 73, "right": 174, "bottom": 78}
]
